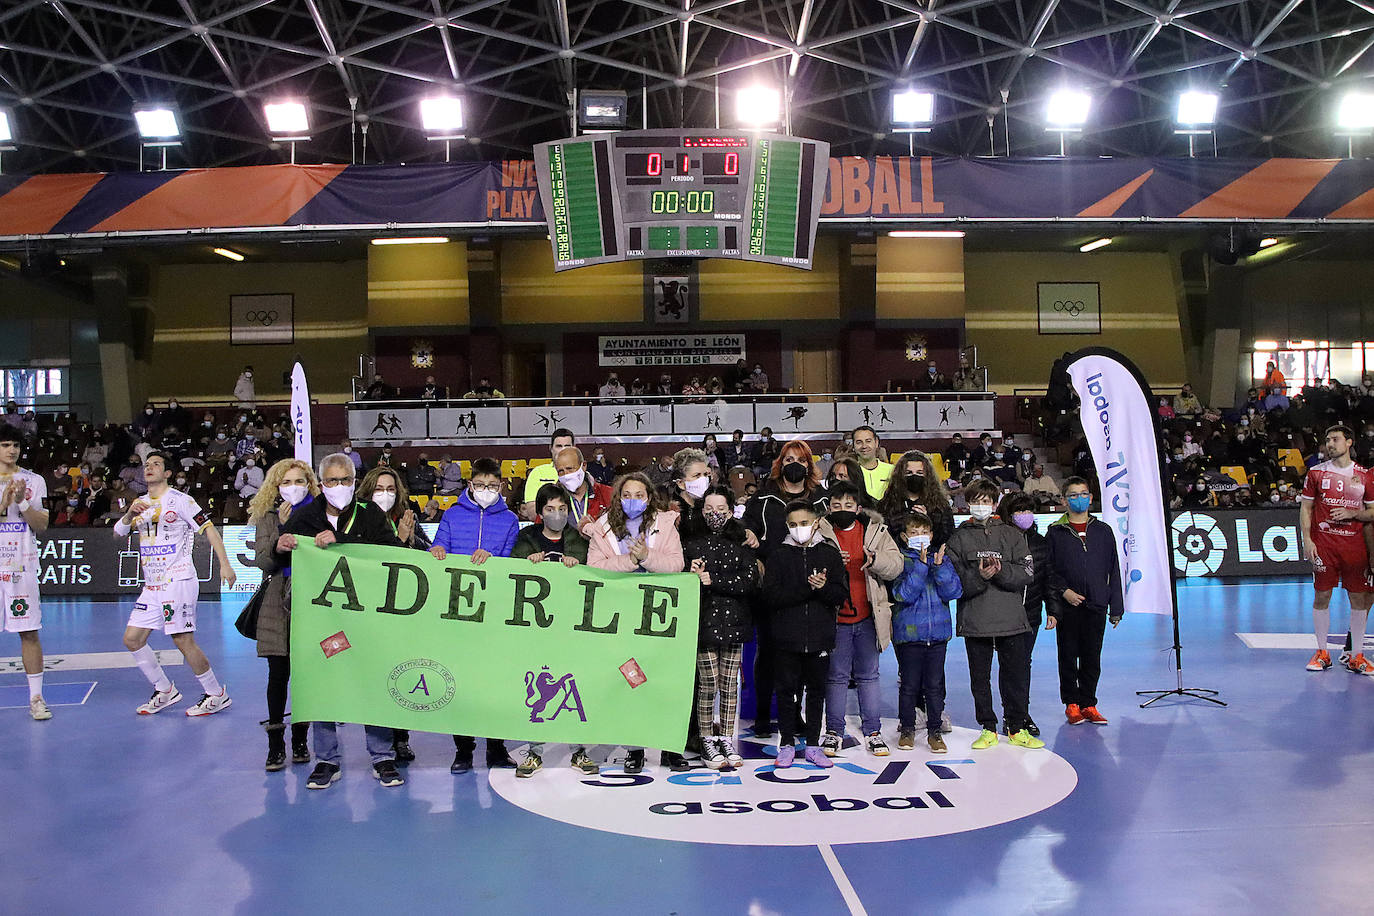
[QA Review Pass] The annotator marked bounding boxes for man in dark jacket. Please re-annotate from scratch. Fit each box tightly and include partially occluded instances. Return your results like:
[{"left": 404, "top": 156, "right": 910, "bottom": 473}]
[
  {"left": 945, "top": 479, "right": 1040, "bottom": 750},
  {"left": 278, "top": 452, "right": 405, "bottom": 791},
  {"left": 999, "top": 492, "right": 1048, "bottom": 736},
  {"left": 406, "top": 454, "right": 437, "bottom": 496},
  {"left": 1045, "top": 477, "right": 1124, "bottom": 726}
]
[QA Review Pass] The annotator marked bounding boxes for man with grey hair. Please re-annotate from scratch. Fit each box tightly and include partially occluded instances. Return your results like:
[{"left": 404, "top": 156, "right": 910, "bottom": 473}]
[{"left": 276, "top": 452, "right": 407, "bottom": 791}]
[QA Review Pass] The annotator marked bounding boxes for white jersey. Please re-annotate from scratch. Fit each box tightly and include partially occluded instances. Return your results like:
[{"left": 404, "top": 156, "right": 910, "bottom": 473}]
[
  {"left": 0, "top": 467, "right": 46, "bottom": 574},
  {"left": 134, "top": 488, "right": 210, "bottom": 587}
]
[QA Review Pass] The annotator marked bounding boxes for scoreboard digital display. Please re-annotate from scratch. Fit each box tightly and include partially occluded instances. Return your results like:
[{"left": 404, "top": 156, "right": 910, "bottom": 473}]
[{"left": 534, "top": 129, "right": 830, "bottom": 271}]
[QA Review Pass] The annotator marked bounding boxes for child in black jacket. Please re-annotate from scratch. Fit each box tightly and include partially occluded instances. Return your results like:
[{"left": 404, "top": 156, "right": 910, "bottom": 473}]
[{"left": 760, "top": 500, "right": 850, "bottom": 769}]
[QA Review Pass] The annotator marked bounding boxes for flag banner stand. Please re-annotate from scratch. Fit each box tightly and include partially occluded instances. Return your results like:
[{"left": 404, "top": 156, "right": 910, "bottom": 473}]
[
  {"left": 1055, "top": 347, "right": 1226, "bottom": 708},
  {"left": 291, "top": 361, "right": 312, "bottom": 465}
]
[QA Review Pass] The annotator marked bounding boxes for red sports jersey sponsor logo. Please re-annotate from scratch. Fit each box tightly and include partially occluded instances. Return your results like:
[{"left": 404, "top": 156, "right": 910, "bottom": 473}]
[{"left": 163, "top": 510, "right": 178, "bottom": 524}]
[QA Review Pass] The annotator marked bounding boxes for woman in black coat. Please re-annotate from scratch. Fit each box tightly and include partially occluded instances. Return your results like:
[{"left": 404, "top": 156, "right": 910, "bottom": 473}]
[
  {"left": 998, "top": 492, "right": 1048, "bottom": 736},
  {"left": 683, "top": 486, "right": 760, "bottom": 770},
  {"left": 879, "top": 449, "right": 956, "bottom": 549}
]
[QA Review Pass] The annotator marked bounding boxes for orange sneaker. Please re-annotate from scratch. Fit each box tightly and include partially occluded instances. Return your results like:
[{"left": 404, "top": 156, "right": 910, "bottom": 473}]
[
  {"left": 1081, "top": 706, "right": 1109, "bottom": 725},
  {"left": 1306, "top": 650, "right": 1332, "bottom": 672},
  {"left": 1065, "top": 704, "right": 1085, "bottom": 725},
  {"left": 1346, "top": 653, "right": 1374, "bottom": 676}
]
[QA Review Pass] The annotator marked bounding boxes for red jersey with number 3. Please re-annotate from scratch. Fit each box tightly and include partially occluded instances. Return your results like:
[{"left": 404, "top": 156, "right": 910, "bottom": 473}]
[{"left": 1300, "top": 460, "right": 1374, "bottom": 540}]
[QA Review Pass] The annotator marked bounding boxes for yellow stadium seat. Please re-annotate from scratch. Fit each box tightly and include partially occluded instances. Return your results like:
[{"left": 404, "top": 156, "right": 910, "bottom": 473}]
[
  {"left": 927, "top": 453, "right": 949, "bottom": 481},
  {"left": 1278, "top": 448, "right": 1305, "bottom": 473},
  {"left": 436, "top": 495, "right": 459, "bottom": 510},
  {"left": 459, "top": 460, "right": 471, "bottom": 479},
  {"left": 1220, "top": 466, "right": 1249, "bottom": 487},
  {"left": 427, "top": 460, "right": 442, "bottom": 470},
  {"left": 412, "top": 495, "right": 429, "bottom": 508},
  {"left": 528, "top": 457, "right": 552, "bottom": 469},
  {"left": 501, "top": 459, "right": 527, "bottom": 478}
]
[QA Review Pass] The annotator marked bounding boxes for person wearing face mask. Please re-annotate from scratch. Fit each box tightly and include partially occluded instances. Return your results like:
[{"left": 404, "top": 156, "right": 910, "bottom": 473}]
[
  {"left": 553, "top": 446, "right": 613, "bottom": 532},
  {"left": 717, "top": 429, "right": 748, "bottom": 472},
  {"left": 817, "top": 481, "right": 902, "bottom": 758},
  {"left": 760, "top": 500, "right": 849, "bottom": 769},
  {"left": 748, "top": 364, "right": 769, "bottom": 393},
  {"left": 1180, "top": 430, "right": 1202, "bottom": 459},
  {"left": 510, "top": 486, "right": 591, "bottom": 778},
  {"left": 587, "top": 472, "right": 686, "bottom": 773},
  {"left": 998, "top": 492, "right": 1049, "bottom": 736},
  {"left": 235, "top": 454, "right": 264, "bottom": 499},
  {"left": 598, "top": 372, "right": 627, "bottom": 402},
  {"left": 277, "top": 453, "right": 405, "bottom": 790},
  {"left": 682, "top": 486, "right": 759, "bottom": 771},
  {"left": 877, "top": 450, "right": 955, "bottom": 549},
  {"left": 134, "top": 402, "right": 159, "bottom": 441},
  {"left": 247, "top": 459, "right": 320, "bottom": 771},
  {"left": 672, "top": 447, "right": 716, "bottom": 541},
  {"left": 234, "top": 365, "right": 256, "bottom": 408},
  {"left": 521, "top": 428, "right": 575, "bottom": 522},
  {"left": 1184, "top": 477, "right": 1214, "bottom": 508},
  {"left": 945, "top": 478, "right": 1040, "bottom": 750},
  {"left": 1044, "top": 478, "right": 1124, "bottom": 726},
  {"left": 751, "top": 426, "right": 780, "bottom": 478},
  {"left": 889, "top": 511, "right": 963, "bottom": 754},
  {"left": 428, "top": 458, "right": 520, "bottom": 774},
  {"left": 587, "top": 447, "right": 615, "bottom": 485}
]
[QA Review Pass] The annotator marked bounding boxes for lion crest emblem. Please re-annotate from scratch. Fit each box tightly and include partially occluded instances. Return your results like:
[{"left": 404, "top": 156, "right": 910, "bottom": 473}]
[{"left": 524, "top": 667, "right": 587, "bottom": 723}]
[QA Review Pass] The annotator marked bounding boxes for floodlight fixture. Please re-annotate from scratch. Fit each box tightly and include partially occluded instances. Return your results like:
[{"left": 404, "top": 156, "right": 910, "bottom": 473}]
[
  {"left": 891, "top": 90, "right": 935, "bottom": 130},
  {"left": 0, "top": 108, "right": 12, "bottom": 144},
  {"left": 1176, "top": 91, "right": 1219, "bottom": 128},
  {"left": 1337, "top": 91, "right": 1374, "bottom": 132},
  {"left": 1046, "top": 89, "right": 1091, "bottom": 130},
  {"left": 264, "top": 100, "right": 310, "bottom": 137},
  {"left": 736, "top": 86, "right": 782, "bottom": 129},
  {"left": 420, "top": 95, "right": 465, "bottom": 136},
  {"left": 1079, "top": 238, "right": 1112, "bottom": 253},
  {"left": 578, "top": 90, "right": 628, "bottom": 131},
  {"left": 134, "top": 105, "right": 180, "bottom": 139}
]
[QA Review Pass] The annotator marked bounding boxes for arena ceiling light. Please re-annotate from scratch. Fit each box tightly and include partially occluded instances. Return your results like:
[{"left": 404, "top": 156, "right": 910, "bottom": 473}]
[
  {"left": 736, "top": 86, "right": 782, "bottom": 129},
  {"left": 1259, "top": 237, "right": 1279, "bottom": 248},
  {"left": 263, "top": 99, "right": 310, "bottom": 138},
  {"left": 1336, "top": 91, "right": 1374, "bottom": 131},
  {"left": 1079, "top": 237, "right": 1112, "bottom": 252},
  {"left": 887, "top": 230, "right": 965, "bottom": 238},
  {"left": 370, "top": 237, "right": 449, "bottom": 245},
  {"left": 212, "top": 247, "right": 245, "bottom": 261},
  {"left": 1175, "top": 91, "right": 1219, "bottom": 128},
  {"left": 133, "top": 105, "right": 180, "bottom": 139},
  {"left": 891, "top": 89, "right": 935, "bottom": 131},
  {"left": 0, "top": 107, "right": 14, "bottom": 145},
  {"left": 1046, "top": 89, "right": 1091, "bottom": 130},
  {"left": 420, "top": 95, "right": 464, "bottom": 136}
]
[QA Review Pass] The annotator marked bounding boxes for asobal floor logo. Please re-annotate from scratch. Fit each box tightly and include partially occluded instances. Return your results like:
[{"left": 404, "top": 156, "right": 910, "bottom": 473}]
[
  {"left": 489, "top": 719, "right": 1077, "bottom": 846},
  {"left": 1172, "top": 511, "right": 1227, "bottom": 576}
]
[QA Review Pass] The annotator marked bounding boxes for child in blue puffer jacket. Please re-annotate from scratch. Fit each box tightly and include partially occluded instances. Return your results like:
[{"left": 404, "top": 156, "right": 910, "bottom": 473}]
[{"left": 890, "top": 511, "right": 962, "bottom": 754}]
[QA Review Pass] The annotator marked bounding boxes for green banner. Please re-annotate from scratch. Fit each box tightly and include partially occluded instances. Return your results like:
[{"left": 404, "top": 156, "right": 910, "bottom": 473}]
[{"left": 288, "top": 542, "right": 701, "bottom": 751}]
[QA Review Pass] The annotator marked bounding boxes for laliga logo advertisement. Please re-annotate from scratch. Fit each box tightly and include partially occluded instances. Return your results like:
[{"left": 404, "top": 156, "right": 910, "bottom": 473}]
[
  {"left": 1170, "top": 510, "right": 1304, "bottom": 577},
  {"left": 490, "top": 720, "right": 1077, "bottom": 846}
]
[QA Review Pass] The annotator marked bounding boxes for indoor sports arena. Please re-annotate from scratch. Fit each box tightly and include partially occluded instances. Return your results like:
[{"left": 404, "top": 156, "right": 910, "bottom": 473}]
[{"left": 3, "top": 2, "right": 1374, "bottom": 913}]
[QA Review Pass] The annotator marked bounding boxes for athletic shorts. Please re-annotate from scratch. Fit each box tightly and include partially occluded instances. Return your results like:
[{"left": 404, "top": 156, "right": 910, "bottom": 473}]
[
  {"left": 1312, "top": 536, "right": 1373, "bottom": 594},
  {"left": 0, "top": 569, "right": 41, "bottom": 633},
  {"left": 128, "top": 579, "right": 199, "bottom": 635}
]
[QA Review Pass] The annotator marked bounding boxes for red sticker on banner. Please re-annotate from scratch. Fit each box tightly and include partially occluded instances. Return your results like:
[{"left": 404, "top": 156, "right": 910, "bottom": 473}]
[
  {"left": 619, "top": 658, "right": 647, "bottom": 688},
  {"left": 320, "top": 631, "right": 351, "bottom": 658}
]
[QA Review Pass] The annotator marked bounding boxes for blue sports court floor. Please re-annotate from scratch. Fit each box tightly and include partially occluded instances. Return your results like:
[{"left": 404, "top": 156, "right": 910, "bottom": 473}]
[{"left": 4, "top": 576, "right": 1372, "bottom": 915}]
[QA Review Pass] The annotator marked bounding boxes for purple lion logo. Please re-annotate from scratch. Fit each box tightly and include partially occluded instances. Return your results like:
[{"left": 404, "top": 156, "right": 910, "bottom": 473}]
[{"left": 524, "top": 667, "right": 587, "bottom": 723}]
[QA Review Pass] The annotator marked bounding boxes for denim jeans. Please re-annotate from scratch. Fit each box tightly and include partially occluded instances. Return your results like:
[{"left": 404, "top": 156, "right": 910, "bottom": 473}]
[
  {"left": 825, "top": 617, "right": 881, "bottom": 736},
  {"left": 312, "top": 721, "right": 396, "bottom": 766},
  {"left": 894, "top": 640, "right": 948, "bottom": 735}
]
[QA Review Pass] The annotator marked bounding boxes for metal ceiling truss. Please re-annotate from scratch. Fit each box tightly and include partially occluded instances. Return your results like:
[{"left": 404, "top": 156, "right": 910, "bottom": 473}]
[{"left": 0, "top": 0, "right": 1371, "bottom": 173}]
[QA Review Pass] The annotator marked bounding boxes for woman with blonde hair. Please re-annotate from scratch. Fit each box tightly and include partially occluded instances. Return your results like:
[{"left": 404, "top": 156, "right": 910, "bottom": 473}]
[{"left": 248, "top": 458, "right": 319, "bottom": 772}]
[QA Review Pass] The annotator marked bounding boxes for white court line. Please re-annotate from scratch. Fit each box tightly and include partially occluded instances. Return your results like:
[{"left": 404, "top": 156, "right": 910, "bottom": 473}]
[
  {"left": 0, "top": 650, "right": 184, "bottom": 673},
  {"left": 817, "top": 844, "right": 867, "bottom": 916},
  {"left": 1237, "top": 633, "right": 1374, "bottom": 650}
]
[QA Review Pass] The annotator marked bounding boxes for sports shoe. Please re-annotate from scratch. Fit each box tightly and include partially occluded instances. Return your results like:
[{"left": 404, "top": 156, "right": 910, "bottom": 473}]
[
  {"left": 392, "top": 740, "right": 415, "bottom": 763},
  {"left": 940, "top": 712, "right": 953, "bottom": 734},
  {"left": 516, "top": 751, "right": 542, "bottom": 778},
  {"left": 306, "top": 762, "right": 340, "bottom": 790},
  {"left": 1066, "top": 703, "right": 1086, "bottom": 725},
  {"left": 1009, "top": 729, "right": 1046, "bottom": 749},
  {"left": 1346, "top": 653, "right": 1374, "bottom": 676},
  {"left": 1339, "top": 652, "right": 1352, "bottom": 667},
  {"left": 723, "top": 740, "right": 743, "bottom": 769},
  {"left": 450, "top": 750, "right": 473, "bottom": 774},
  {"left": 136, "top": 686, "right": 181, "bottom": 715},
  {"left": 775, "top": 744, "right": 796, "bottom": 768},
  {"left": 897, "top": 728, "right": 916, "bottom": 750},
  {"left": 1025, "top": 717, "right": 1040, "bottom": 737},
  {"left": 486, "top": 746, "right": 515, "bottom": 769},
  {"left": 623, "top": 749, "right": 646, "bottom": 774},
  {"left": 1307, "top": 650, "right": 1332, "bottom": 671},
  {"left": 29, "top": 696, "right": 52, "bottom": 721},
  {"left": 866, "top": 732, "right": 890, "bottom": 757},
  {"left": 292, "top": 737, "right": 311, "bottom": 765},
  {"left": 373, "top": 760, "right": 405, "bottom": 787},
  {"left": 971, "top": 728, "right": 999, "bottom": 750},
  {"left": 927, "top": 733, "right": 947, "bottom": 754},
  {"left": 265, "top": 747, "right": 286, "bottom": 771},
  {"left": 751, "top": 721, "right": 775, "bottom": 739},
  {"left": 803, "top": 746, "right": 834, "bottom": 768},
  {"left": 569, "top": 748, "right": 599, "bottom": 774},
  {"left": 703, "top": 739, "right": 728, "bottom": 770},
  {"left": 911, "top": 708, "right": 928, "bottom": 730},
  {"left": 185, "top": 689, "right": 232, "bottom": 717},
  {"left": 1082, "top": 706, "right": 1109, "bottom": 725},
  {"left": 663, "top": 751, "right": 692, "bottom": 772},
  {"left": 820, "top": 731, "right": 842, "bottom": 757}
]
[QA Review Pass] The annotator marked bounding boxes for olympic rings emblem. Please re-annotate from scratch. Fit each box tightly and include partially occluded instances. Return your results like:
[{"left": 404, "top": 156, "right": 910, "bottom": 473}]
[
  {"left": 1053, "top": 300, "right": 1087, "bottom": 318},
  {"left": 244, "top": 310, "right": 279, "bottom": 325}
]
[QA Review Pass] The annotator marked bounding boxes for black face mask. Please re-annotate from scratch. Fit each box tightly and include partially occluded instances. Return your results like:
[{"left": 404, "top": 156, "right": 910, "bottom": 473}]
[
  {"left": 781, "top": 462, "right": 808, "bottom": 484},
  {"left": 905, "top": 473, "right": 924, "bottom": 491},
  {"left": 828, "top": 509, "right": 857, "bottom": 529}
]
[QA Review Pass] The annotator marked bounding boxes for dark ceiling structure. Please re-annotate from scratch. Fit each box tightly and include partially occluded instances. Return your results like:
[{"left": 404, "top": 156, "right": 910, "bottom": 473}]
[{"left": 0, "top": 0, "right": 1372, "bottom": 174}]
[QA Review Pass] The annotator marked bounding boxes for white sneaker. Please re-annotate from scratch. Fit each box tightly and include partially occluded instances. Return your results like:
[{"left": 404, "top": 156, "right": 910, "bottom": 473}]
[
  {"left": 703, "top": 738, "right": 728, "bottom": 770},
  {"left": 723, "top": 739, "right": 744, "bottom": 769},
  {"left": 29, "top": 696, "right": 52, "bottom": 721},
  {"left": 940, "top": 711, "right": 953, "bottom": 734},
  {"left": 137, "top": 686, "right": 182, "bottom": 715},
  {"left": 185, "top": 689, "right": 232, "bottom": 717}
]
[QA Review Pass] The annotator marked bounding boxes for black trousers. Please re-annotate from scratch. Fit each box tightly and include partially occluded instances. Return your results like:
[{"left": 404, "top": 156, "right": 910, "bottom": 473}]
[
  {"left": 1055, "top": 610, "right": 1107, "bottom": 708},
  {"left": 965, "top": 634, "right": 1031, "bottom": 734},
  {"left": 752, "top": 611, "right": 777, "bottom": 727},
  {"left": 454, "top": 735, "right": 509, "bottom": 757},
  {"left": 265, "top": 656, "right": 309, "bottom": 745},
  {"left": 774, "top": 649, "right": 828, "bottom": 746}
]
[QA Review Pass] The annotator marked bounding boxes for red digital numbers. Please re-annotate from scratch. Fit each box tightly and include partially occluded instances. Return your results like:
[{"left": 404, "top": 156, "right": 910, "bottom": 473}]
[
  {"left": 724, "top": 152, "right": 739, "bottom": 176},
  {"left": 647, "top": 152, "right": 662, "bottom": 176}
]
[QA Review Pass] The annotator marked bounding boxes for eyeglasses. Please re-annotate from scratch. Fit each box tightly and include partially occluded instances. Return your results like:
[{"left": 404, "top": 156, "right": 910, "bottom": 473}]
[
  {"left": 470, "top": 483, "right": 502, "bottom": 493},
  {"left": 323, "top": 476, "right": 354, "bottom": 486}
]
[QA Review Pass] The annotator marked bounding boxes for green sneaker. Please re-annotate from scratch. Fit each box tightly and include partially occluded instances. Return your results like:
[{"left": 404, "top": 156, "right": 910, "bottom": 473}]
[
  {"left": 569, "top": 748, "right": 599, "bottom": 774},
  {"left": 971, "top": 728, "right": 999, "bottom": 750},
  {"left": 1009, "top": 729, "right": 1045, "bottom": 749},
  {"left": 516, "top": 751, "right": 542, "bottom": 778}
]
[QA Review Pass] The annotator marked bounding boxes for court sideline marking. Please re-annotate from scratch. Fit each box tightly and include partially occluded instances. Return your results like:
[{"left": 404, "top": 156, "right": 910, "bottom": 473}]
[
  {"left": 0, "top": 650, "right": 185, "bottom": 673},
  {"left": 1237, "top": 633, "right": 1374, "bottom": 650},
  {"left": 818, "top": 844, "right": 867, "bottom": 916}
]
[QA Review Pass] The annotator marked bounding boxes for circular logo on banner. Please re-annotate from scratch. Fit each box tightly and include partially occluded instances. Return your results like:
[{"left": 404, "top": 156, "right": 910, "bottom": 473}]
[
  {"left": 489, "top": 722, "right": 1077, "bottom": 845},
  {"left": 387, "top": 658, "right": 456, "bottom": 712},
  {"left": 1172, "top": 511, "right": 1226, "bottom": 576}
]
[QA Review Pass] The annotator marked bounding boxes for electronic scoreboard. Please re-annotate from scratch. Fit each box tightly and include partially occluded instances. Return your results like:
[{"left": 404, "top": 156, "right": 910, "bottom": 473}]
[{"left": 533, "top": 130, "right": 830, "bottom": 271}]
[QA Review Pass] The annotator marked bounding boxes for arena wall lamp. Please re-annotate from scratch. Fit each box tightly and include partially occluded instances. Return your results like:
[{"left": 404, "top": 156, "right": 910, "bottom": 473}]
[
  {"left": 133, "top": 104, "right": 181, "bottom": 171},
  {"left": 420, "top": 94, "right": 465, "bottom": 161},
  {"left": 1336, "top": 91, "right": 1374, "bottom": 158},
  {"left": 891, "top": 88, "right": 935, "bottom": 155},
  {"left": 1174, "top": 91, "right": 1219, "bottom": 157},
  {"left": 1045, "top": 89, "right": 1090, "bottom": 156},
  {"left": 0, "top": 108, "right": 14, "bottom": 174},
  {"left": 263, "top": 99, "right": 310, "bottom": 163}
]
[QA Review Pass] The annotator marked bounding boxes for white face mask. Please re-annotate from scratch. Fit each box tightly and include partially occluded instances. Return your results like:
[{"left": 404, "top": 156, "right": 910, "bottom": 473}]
[
  {"left": 684, "top": 476, "right": 710, "bottom": 499},
  {"left": 969, "top": 504, "right": 994, "bottom": 521},
  {"left": 472, "top": 488, "right": 500, "bottom": 508},
  {"left": 278, "top": 484, "right": 308, "bottom": 505},
  {"left": 789, "top": 525, "right": 815, "bottom": 545},
  {"left": 323, "top": 483, "right": 354, "bottom": 510},
  {"left": 245, "top": 459, "right": 255, "bottom": 468},
  {"left": 908, "top": 534, "right": 932, "bottom": 551},
  {"left": 372, "top": 491, "right": 396, "bottom": 512},
  {"left": 558, "top": 469, "right": 586, "bottom": 492}
]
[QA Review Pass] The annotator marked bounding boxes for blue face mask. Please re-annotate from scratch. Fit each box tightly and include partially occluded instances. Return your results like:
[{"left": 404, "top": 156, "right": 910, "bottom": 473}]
[
  {"left": 622, "top": 498, "right": 648, "bottom": 518},
  {"left": 1068, "top": 494, "right": 1092, "bottom": 513}
]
